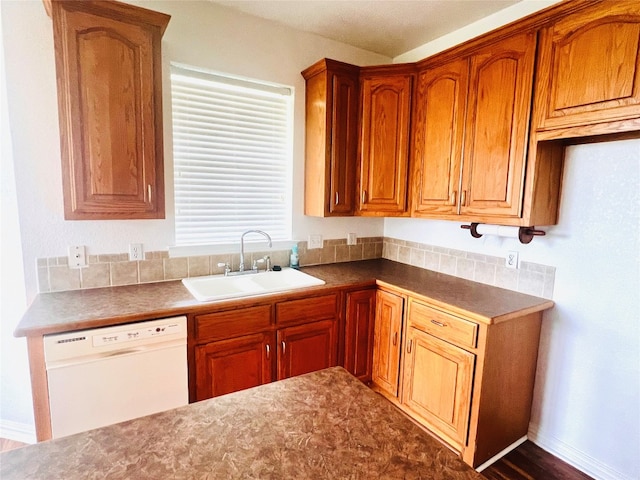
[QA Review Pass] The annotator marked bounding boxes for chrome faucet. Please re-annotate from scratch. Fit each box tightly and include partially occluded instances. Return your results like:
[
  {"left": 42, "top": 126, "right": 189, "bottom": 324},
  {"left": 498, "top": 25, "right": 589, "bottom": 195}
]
[{"left": 239, "top": 230, "right": 272, "bottom": 272}]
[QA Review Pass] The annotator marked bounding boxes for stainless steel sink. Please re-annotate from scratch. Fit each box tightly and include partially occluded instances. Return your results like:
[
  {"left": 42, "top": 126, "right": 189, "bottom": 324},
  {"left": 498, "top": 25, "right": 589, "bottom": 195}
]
[{"left": 182, "top": 268, "right": 325, "bottom": 301}]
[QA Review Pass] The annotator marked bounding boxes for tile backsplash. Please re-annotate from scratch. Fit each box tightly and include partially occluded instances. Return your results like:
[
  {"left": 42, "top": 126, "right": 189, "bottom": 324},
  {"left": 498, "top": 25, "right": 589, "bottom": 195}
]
[{"left": 36, "top": 236, "right": 554, "bottom": 299}]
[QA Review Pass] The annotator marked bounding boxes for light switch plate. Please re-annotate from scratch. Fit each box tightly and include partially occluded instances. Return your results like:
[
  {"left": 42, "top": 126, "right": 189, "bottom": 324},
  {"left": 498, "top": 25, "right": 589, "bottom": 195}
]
[
  {"left": 68, "top": 245, "right": 87, "bottom": 268},
  {"left": 308, "top": 234, "right": 323, "bottom": 249}
]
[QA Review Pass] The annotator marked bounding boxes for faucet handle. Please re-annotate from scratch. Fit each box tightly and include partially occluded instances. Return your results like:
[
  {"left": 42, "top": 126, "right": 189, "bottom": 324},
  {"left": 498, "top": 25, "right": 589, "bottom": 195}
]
[
  {"left": 263, "top": 255, "right": 272, "bottom": 271},
  {"left": 252, "top": 258, "right": 265, "bottom": 271},
  {"left": 217, "top": 262, "right": 231, "bottom": 276}
]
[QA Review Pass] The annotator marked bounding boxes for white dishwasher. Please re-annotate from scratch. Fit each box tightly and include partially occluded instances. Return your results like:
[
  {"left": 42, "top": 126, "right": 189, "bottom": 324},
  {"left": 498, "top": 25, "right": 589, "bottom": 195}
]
[{"left": 44, "top": 316, "right": 188, "bottom": 438}]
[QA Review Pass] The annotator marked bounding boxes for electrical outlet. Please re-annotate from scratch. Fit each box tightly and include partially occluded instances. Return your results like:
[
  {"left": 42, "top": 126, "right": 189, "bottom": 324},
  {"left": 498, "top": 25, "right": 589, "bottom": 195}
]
[
  {"left": 506, "top": 250, "right": 519, "bottom": 269},
  {"left": 129, "top": 243, "right": 144, "bottom": 261},
  {"left": 347, "top": 233, "right": 357, "bottom": 245},
  {"left": 308, "top": 234, "right": 323, "bottom": 249},
  {"left": 68, "top": 245, "right": 87, "bottom": 268}
]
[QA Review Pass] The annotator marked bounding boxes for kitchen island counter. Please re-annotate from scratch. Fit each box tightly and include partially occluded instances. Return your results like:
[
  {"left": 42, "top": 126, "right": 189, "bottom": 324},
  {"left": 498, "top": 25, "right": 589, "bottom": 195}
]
[{"left": 0, "top": 367, "right": 484, "bottom": 479}]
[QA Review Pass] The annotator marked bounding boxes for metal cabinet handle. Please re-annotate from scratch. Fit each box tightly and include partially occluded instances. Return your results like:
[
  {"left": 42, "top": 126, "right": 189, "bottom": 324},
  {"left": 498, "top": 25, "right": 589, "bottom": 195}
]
[
  {"left": 147, "top": 184, "right": 152, "bottom": 202},
  {"left": 449, "top": 191, "right": 457, "bottom": 206},
  {"left": 392, "top": 332, "right": 398, "bottom": 346},
  {"left": 281, "top": 341, "right": 286, "bottom": 355},
  {"left": 461, "top": 190, "right": 467, "bottom": 206},
  {"left": 430, "top": 319, "right": 446, "bottom": 328},
  {"left": 407, "top": 339, "right": 413, "bottom": 354},
  {"left": 361, "top": 190, "right": 367, "bottom": 204},
  {"left": 266, "top": 344, "right": 270, "bottom": 359},
  {"left": 335, "top": 192, "right": 339, "bottom": 205}
]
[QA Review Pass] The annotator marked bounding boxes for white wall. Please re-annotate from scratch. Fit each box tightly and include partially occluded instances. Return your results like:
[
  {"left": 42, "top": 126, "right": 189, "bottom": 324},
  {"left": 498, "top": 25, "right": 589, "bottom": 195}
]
[
  {"left": 389, "top": 3, "right": 640, "bottom": 477},
  {"left": 0, "top": 0, "right": 387, "bottom": 438},
  {"left": 2, "top": 0, "right": 388, "bottom": 304}
]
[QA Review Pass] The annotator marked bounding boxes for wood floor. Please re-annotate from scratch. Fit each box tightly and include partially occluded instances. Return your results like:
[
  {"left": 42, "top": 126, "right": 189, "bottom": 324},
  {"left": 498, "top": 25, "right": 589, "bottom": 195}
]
[
  {"left": 1, "top": 437, "right": 592, "bottom": 479},
  {"left": 481, "top": 441, "right": 594, "bottom": 480}
]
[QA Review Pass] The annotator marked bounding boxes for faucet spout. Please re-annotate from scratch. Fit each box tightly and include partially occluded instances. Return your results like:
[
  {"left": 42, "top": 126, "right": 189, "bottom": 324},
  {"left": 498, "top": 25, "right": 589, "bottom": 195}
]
[{"left": 239, "top": 230, "right": 272, "bottom": 272}]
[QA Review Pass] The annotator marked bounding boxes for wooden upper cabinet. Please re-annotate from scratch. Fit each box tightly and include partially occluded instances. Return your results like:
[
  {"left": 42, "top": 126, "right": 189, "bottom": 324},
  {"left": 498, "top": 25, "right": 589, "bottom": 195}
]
[
  {"left": 359, "top": 71, "right": 413, "bottom": 215},
  {"left": 461, "top": 32, "right": 536, "bottom": 218},
  {"left": 412, "top": 32, "right": 536, "bottom": 221},
  {"left": 302, "top": 60, "right": 360, "bottom": 216},
  {"left": 412, "top": 59, "right": 468, "bottom": 216},
  {"left": 49, "top": 0, "right": 169, "bottom": 219},
  {"left": 534, "top": 0, "right": 640, "bottom": 134}
]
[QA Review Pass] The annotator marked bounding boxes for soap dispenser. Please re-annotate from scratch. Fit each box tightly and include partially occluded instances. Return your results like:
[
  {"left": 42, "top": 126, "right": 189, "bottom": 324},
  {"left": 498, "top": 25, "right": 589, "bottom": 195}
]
[{"left": 290, "top": 245, "right": 299, "bottom": 269}]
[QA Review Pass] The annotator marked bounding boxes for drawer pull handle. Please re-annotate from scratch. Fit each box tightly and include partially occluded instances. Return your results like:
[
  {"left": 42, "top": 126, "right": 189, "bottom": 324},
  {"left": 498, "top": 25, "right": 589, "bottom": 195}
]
[
  {"left": 281, "top": 341, "right": 286, "bottom": 355},
  {"left": 430, "top": 319, "right": 447, "bottom": 328},
  {"left": 266, "top": 344, "right": 270, "bottom": 359},
  {"left": 407, "top": 339, "right": 413, "bottom": 354},
  {"left": 392, "top": 332, "right": 398, "bottom": 346}
]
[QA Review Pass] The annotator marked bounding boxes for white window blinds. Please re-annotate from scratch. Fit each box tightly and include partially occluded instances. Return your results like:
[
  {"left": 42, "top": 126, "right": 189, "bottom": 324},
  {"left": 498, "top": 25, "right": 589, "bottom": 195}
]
[{"left": 171, "top": 65, "right": 293, "bottom": 246}]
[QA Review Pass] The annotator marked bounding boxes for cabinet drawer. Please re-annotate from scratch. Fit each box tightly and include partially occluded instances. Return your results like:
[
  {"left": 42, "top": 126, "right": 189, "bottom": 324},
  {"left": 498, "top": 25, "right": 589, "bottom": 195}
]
[
  {"left": 276, "top": 294, "right": 339, "bottom": 326},
  {"left": 408, "top": 300, "right": 477, "bottom": 348},
  {"left": 195, "top": 305, "right": 273, "bottom": 343}
]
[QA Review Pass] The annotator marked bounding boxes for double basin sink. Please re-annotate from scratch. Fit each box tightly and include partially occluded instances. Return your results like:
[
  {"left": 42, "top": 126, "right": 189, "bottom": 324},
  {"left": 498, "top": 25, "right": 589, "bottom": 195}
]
[{"left": 182, "top": 267, "right": 326, "bottom": 302}]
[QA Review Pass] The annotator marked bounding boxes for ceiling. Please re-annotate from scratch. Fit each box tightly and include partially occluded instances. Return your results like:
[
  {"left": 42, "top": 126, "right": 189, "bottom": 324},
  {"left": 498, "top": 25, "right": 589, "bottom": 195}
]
[{"left": 210, "top": 0, "right": 521, "bottom": 58}]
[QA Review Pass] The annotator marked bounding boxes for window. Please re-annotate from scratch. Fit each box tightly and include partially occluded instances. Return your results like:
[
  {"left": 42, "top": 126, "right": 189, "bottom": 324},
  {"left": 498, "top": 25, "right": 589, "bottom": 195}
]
[{"left": 171, "top": 64, "right": 293, "bottom": 246}]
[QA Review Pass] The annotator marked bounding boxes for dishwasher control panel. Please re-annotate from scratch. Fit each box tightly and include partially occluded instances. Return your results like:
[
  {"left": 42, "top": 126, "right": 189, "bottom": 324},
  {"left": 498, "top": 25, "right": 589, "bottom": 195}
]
[{"left": 92, "top": 321, "right": 182, "bottom": 347}]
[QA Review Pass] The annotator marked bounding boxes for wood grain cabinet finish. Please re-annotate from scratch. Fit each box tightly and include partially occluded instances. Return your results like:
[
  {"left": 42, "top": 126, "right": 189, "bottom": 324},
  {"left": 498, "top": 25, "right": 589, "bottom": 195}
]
[
  {"left": 277, "top": 319, "right": 337, "bottom": 380},
  {"left": 412, "top": 32, "right": 537, "bottom": 221},
  {"left": 534, "top": 0, "right": 640, "bottom": 135},
  {"left": 344, "top": 289, "right": 376, "bottom": 382},
  {"left": 401, "top": 327, "right": 475, "bottom": 450},
  {"left": 195, "top": 332, "right": 274, "bottom": 401},
  {"left": 358, "top": 71, "right": 413, "bottom": 215},
  {"left": 48, "top": 0, "right": 169, "bottom": 219},
  {"left": 302, "top": 60, "right": 360, "bottom": 216},
  {"left": 371, "top": 289, "right": 405, "bottom": 397}
]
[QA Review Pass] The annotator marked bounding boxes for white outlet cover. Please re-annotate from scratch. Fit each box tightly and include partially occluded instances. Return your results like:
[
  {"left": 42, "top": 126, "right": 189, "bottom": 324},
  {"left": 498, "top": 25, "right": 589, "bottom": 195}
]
[
  {"left": 308, "top": 235, "right": 323, "bottom": 249},
  {"left": 506, "top": 250, "right": 519, "bottom": 269},
  {"left": 129, "top": 243, "right": 144, "bottom": 261},
  {"left": 68, "top": 245, "right": 87, "bottom": 268},
  {"left": 347, "top": 233, "right": 357, "bottom": 245}
]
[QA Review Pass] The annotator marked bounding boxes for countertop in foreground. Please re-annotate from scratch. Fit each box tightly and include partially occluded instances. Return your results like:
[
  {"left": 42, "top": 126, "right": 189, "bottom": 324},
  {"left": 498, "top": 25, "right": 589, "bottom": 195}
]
[
  {"left": 15, "top": 259, "right": 553, "bottom": 336},
  {"left": 0, "top": 367, "right": 484, "bottom": 480}
]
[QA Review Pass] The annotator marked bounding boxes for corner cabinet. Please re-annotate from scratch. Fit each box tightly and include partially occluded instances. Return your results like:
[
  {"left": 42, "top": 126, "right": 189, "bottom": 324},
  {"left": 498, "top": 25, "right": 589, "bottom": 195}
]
[
  {"left": 302, "top": 59, "right": 360, "bottom": 216},
  {"left": 534, "top": 0, "right": 640, "bottom": 136},
  {"left": 344, "top": 288, "right": 376, "bottom": 382},
  {"left": 358, "top": 67, "right": 414, "bottom": 215},
  {"left": 48, "top": 0, "right": 169, "bottom": 219},
  {"left": 412, "top": 32, "right": 538, "bottom": 222}
]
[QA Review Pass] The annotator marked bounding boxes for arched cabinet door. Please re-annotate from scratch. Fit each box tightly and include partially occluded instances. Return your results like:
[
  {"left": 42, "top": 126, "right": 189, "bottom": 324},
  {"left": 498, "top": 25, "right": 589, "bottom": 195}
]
[{"left": 534, "top": 0, "right": 640, "bottom": 131}]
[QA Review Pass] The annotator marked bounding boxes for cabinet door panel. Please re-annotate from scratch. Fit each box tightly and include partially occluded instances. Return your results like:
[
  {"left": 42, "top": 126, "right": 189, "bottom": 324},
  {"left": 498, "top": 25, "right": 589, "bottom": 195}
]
[
  {"left": 372, "top": 290, "right": 404, "bottom": 397},
  {"left": 402, "top": 328, "right": 474, "bottom": 450},
  {"left": 195, "top": 332, "right": 274, "bottom": 401},
  {"left": 461, "top": 32, "right": 536, "bottom": 218},
  {"left": 535, "top": 0, "right": 640, "bottom": 130},
  {"left": 359, "top": 75, "right": 412, "bottom": 213},
  {"left": 277, "top": 319, "right": 336, "bottom": 380},
  {"left": 344, "top": 289, "right": 376, "bottom": 382},
  {"left": 51, "top": 1, "right": 168, "bottom": 219},
  {"left": 412, "top": 59, "right": 468, "bottom": 215}
]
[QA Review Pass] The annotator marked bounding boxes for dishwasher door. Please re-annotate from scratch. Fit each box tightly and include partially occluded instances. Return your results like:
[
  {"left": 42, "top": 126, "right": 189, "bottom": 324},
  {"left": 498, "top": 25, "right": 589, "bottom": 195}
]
[{"left": 44, "top": 316, "right": 188, "bottom": 439}]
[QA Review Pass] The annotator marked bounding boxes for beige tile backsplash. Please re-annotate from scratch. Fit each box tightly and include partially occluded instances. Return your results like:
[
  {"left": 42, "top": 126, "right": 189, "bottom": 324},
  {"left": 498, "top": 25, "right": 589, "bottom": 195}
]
[{"left": 36, "top": 236, "right": 554, "bottom": 299}]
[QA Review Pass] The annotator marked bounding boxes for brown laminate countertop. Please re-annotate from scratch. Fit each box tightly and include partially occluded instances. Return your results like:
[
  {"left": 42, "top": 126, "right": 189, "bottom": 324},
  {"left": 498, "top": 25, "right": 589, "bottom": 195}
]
[
  {"left": 0, "top": 367, "right": 484, "bottom": 480},
  {"left": 15, "top": 259, "right": 553, "bottom": 337}
]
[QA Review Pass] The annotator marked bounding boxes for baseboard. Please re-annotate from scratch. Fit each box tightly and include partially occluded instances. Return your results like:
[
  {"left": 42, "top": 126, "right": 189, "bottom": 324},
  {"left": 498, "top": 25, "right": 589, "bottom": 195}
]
[
  {"left": 0, "top": 419, "right": 36, "bottom": 445},
  {"left": 475, "top": 436, "right": 528, "bottom": 472},
  {"left": 528, "top": 424, "right": 633, "bottom": 480}
]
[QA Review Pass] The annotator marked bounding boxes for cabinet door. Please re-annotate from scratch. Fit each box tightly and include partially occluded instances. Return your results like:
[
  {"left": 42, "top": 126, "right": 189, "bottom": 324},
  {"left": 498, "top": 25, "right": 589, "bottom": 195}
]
[
  {"left": 50, "top": 1, "right": 169, "bottom": 219},
  {"left": 372, "top": 290, "right": 404, "bottom": 397},
  {"left": 195, "top": 332, "right": 274, "bottom": 401},
  {"left": 412, "top": 59, "right": 468, "bottom": 216},
  {"left": 535, "top": 0, "right": 640, "bottom": 131},
  {"left": 460, "top": 32, "right": 536, "bottom": 218},
  {"left": 402, "top": 327, "right": 475, "bottom": 450},
  {"left": 303, "top": 60, "right": 359, "bottom": 217},
  {"left": 277, "top": 319, "right": 337, "bottom": 380},
  {"left": 359, "top": 74, "right": 412, "bottom": 214},
  {"left": 344, "top": 289, "right": 376, "bottom": 382}
]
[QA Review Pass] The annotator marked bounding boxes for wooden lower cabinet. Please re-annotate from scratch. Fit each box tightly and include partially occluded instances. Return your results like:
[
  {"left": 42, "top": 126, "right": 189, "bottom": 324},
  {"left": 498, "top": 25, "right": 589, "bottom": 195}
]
[
  {"left": 277, "top": 319, "right": 337, "bottom": 380},
  {"left": 401, "top": 327, "right": 474, "bottom": 450},
  {"left": 195, "top": 332, "right": 274, "bottom": 401},
  {"left": 371, "top": 289, "right": 405, "bottom": 397},
  {"left": 344, "top": 288, "right": 376, "bottom": 382}
]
